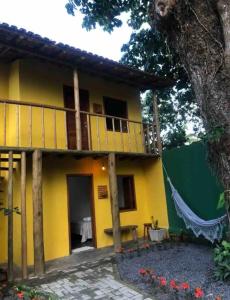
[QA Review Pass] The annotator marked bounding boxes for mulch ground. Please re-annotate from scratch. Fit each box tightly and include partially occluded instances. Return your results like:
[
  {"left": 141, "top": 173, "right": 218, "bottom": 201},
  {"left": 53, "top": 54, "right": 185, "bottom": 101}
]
[{"left": 117, "top": 242, "right": 230, "bottom": 300}]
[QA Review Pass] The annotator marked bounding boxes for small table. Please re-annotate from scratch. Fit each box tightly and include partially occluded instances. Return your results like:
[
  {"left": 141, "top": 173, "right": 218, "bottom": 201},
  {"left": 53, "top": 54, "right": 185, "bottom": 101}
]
[
  {"left": 104, "top": 225, "right": 138, "bottom": 241},
  {"left": 143, "top": 223, "right": 152, "bottom": 240}
]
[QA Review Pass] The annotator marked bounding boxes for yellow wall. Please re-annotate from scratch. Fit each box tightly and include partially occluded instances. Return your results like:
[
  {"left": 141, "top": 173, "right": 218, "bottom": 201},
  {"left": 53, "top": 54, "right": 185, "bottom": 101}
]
[
  {"left": 0, "top": 63, "right": 9, "bottom": 147},
  {"left": 0, "top": 155, "right": 168, "bottom": 267},
  {"left": 0, "top": 62, "right": 9, "bottom": 98},
  {"left": 0, "top": 175, "right": 7, "bottom": 263},
  {"left": 0, "top": 59, "right": 144, "bottom": 152},
  {"left": 0, "top": 59, "right": 169, "bottom": 268},
  {"left": 143, "top": 159, "right": 169, "bottom": 229},
  {"left": 0, "top": 63, "right": 9, "bottom": 262}
]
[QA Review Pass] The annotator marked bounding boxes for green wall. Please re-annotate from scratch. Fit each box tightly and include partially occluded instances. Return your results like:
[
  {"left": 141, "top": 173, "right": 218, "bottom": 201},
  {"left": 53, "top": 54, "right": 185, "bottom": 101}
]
[{"left": 163, "top": 142, "right": 224, "bottom": 234}]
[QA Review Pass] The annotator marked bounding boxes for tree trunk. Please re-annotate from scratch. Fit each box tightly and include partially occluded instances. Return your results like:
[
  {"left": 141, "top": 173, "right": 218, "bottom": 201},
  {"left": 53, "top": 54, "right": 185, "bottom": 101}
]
[{"left": 153, "top": 0, "right": 230, "bottom": 228}]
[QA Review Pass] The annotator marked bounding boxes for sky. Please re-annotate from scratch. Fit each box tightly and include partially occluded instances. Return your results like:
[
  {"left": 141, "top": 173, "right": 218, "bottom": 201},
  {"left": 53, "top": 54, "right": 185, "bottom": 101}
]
[{"left": 0, "top": 0, "right": 132, "bottom": 61}]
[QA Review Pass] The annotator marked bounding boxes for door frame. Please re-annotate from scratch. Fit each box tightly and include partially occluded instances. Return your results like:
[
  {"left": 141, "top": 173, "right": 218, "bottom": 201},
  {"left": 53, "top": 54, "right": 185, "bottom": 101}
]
[
  {"left": 66, "top": 174, "right": 97, "bottom": 254},
  {"left": 63, "top": 85, "right": 91, "bottom": 150}
]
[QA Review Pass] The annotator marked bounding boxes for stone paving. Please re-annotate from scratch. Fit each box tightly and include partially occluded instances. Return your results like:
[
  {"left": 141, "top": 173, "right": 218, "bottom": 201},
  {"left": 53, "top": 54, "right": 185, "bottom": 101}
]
[{"left": 36, "top": 257, "right": 153, "bottom": 300}]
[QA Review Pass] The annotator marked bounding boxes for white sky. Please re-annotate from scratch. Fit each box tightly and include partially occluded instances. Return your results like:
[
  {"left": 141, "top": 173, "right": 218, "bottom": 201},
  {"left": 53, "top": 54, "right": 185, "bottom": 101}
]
[{"left": 0, "top": 0, "right": 132, "bottom": 61}]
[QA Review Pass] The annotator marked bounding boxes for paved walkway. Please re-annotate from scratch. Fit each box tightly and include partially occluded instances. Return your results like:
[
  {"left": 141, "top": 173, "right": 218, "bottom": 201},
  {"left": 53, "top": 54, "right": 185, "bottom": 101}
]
[{"left": 35, "top": 256, "right": 153, "bottom": 300}]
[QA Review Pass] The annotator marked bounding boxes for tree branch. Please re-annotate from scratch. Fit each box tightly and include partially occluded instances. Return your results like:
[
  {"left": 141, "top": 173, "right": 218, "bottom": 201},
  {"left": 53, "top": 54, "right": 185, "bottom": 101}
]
[{"left": 154, "top": 0, "right": 176, "bottom": 17}]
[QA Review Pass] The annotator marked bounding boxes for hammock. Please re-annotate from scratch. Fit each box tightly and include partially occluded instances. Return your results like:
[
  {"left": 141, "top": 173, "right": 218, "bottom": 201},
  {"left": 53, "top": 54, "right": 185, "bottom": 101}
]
[{"left": 164, "top": 167, "right": 227, "bottom": 243}]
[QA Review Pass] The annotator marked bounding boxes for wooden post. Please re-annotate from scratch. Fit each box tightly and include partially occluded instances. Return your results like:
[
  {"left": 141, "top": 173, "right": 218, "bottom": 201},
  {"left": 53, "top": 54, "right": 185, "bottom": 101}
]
[
  {"left": 153, "top": 93, "right": 162, "bottom": 155},
  {"left": 29, "top": 106, "right": 32, "bottom": 147},
  {"left": 73, "top": 69, "right": 82, "bottom": 151},
  {"left": 41, "top": 107, "right": 45, "bottom": 148},
  {"left": 32, "top": 149, "right": 45, "bottom": 276},
  {"left": 108, "top": 153, "right": 121, "bottom": 251},
  {"left": 4, "top": 102, "right": 6, "bottom": 146},
  {"left": 21, "top": 152, "right": 27, "bottom": 279},
  {"left": 8, "top": 151, "right": 14, "bottom": 281}
]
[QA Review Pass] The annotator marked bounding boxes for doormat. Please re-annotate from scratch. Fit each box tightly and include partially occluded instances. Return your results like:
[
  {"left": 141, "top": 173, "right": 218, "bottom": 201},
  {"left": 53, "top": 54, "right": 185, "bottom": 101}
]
[{"left": 72, "top": 246, "right": 95, "bottom": 253}]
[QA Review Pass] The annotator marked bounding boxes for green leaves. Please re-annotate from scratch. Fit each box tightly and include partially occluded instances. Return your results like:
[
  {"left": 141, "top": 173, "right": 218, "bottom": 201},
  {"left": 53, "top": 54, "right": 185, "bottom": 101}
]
[
  {"left": 214, "top": 240, "right": 230, "bottom": 281},
  {"left": 65, "top": 0, "right": 204, "bottom": 148},
  {"left": 200, "top": 126, "right": 225, "bottom": 144},
  {"left": 0, "top": 205, "right": 21, "bottom": 216},
  {"left": 217, "top": 192, "right": 225, "bottom": 210},
  {"left": 15, "top": 285, "right": 59, "bottom": 300}
]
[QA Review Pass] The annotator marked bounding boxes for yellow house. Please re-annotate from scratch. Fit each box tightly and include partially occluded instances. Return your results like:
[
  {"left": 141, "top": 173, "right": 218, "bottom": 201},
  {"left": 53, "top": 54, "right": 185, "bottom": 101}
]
[{"left": 0, "top": 23, "right": 169, "bottom": 280}]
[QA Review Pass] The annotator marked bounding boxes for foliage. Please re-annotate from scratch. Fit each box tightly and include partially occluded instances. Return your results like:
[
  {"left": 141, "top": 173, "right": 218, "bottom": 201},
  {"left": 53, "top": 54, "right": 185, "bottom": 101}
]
[
  {"left": 217, "top": 193, "right": 225, "bottom": 210},
  {"left": 65, "top": 0, "right": 203, "bottom": 149},
  {"left": 214, "top": 240, "right": 230, "bottom": 281},
  {"left": 0, "top": 202, "right": 21, "bottom": 216},
  {"left": 14, "top": 285, "right": 59, "bottom": 300},
  {"left": 151, "top": 216, "right": 159, "bottom": 229}
]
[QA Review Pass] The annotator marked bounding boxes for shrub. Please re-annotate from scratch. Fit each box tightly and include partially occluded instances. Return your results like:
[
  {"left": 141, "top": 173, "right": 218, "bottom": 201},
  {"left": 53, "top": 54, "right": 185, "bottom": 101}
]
[
  {"left": 14, "top": 285, "right": 59, "bottom": 300},
  {"left": 214, "top": 240, "right": 230, "bottom": 281}
]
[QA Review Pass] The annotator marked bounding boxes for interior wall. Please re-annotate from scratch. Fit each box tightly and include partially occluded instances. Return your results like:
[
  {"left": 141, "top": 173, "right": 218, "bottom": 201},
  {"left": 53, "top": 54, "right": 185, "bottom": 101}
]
[{"left": 69, "top": 176, "right": 91, "bottom": 223}]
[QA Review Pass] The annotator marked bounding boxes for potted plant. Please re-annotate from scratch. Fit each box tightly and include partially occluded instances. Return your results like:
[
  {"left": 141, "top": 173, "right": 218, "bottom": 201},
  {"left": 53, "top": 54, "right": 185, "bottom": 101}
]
[{"left": 149, "top": 217, "right": 167, "bottom": 242}]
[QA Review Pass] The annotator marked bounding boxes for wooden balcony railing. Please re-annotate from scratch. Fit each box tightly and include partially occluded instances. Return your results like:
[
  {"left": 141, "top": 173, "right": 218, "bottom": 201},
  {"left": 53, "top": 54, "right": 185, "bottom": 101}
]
[{"left": 0, "top": 99, "right": 161, "bottom": 154}]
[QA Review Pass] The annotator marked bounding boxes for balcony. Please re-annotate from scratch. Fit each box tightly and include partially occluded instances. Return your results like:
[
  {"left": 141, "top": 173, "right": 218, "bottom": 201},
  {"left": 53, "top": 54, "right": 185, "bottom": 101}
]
[{"left": 0, "top": 99, "right": 161, "bottom": 155}]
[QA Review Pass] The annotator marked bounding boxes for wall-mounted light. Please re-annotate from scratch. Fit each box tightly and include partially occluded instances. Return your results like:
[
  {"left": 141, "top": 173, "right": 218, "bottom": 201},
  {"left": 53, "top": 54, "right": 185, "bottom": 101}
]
[{"left": 101, "top": 163, "right": 106, "bottom": 171}]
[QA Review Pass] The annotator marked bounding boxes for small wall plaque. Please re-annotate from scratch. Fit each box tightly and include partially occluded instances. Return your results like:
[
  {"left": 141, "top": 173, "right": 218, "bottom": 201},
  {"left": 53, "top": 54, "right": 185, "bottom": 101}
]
[
  {"left": 98, "top": 185, "right": 108, "bottom": 199},
  {"left": 93, "top": 103, "right": 103, "bottom": 114}
]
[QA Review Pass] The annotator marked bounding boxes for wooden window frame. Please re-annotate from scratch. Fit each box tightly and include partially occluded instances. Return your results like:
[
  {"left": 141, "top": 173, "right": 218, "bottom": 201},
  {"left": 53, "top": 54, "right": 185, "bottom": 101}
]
[
  {"left": 103, "top": 97, "right": 128, "bottom": 133},
  {"left": 117, "top": 175, "right": 137, "bottom": 212}
]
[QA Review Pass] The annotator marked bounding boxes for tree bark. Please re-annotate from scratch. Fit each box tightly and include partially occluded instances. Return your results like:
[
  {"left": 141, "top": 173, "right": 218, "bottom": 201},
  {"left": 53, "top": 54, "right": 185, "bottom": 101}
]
[
  {"left": 153, "top": 0, "right": 230, "bottom": 227},
  {"left": 217, "top": 0, "right": 230, "bottom": 70}
]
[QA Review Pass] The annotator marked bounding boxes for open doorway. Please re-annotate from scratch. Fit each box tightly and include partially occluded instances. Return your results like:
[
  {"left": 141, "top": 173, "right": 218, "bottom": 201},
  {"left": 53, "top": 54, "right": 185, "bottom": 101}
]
[{"left": 67, "top": 175, "right": 95, "bottom": 253}]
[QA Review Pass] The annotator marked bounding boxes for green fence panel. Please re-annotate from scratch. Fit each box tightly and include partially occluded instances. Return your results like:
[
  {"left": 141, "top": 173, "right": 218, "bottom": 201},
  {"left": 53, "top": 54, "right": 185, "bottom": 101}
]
[{"left": 163, "top": 142, "right": 224, "bottom": 234}]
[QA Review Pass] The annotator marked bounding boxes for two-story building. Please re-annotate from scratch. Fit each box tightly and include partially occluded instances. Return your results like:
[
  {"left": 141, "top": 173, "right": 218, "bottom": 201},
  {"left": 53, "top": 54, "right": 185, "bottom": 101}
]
[{"left": 0, "top": 23, "right": 170, "bottom": 280}]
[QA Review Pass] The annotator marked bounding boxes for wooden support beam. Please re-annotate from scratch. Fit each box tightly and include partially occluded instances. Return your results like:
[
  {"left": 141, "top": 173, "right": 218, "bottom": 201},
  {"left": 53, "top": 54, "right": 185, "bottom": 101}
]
[
  {"left": 108, "top": 153, "right": 121, "bottom": 251},
  {"left": 73, "top": 69, "right": 82, "bottom": 151},
  {"left": 8, "top": 151, "right": 14, "bottom": 282},
  {"left": 153, "top": 93, "right": 162, "bottom": 155},
  {"left": 32, "top": 149, "right": 45, "bottom": 276},
  {"left": 21, "top": 152, "right": 27, "bottom": 279}
]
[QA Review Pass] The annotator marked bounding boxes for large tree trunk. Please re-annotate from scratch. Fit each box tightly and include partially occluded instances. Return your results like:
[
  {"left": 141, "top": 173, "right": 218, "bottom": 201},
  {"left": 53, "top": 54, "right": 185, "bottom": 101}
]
[{"left": 153, "top": 0, "right": 230, "bottom": 228}]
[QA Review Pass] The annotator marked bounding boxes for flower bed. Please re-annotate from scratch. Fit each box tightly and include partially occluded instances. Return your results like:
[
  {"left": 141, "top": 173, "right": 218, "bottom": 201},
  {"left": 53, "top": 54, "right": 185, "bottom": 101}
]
[
  {"left": 117, "top": 242, "right": 230, "bottom": 300},
  {"left": 138, "top": 267, "right": 221, "bottom": 299}
]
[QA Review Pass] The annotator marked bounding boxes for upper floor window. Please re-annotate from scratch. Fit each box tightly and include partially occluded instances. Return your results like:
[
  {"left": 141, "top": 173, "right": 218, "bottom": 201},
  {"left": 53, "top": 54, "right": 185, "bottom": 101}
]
[
  {"left": 117, "top": 175, "right": 136, "bottom": 211},
  {"left": 103, "top": 97, "right": 128, "bottom": 132}
]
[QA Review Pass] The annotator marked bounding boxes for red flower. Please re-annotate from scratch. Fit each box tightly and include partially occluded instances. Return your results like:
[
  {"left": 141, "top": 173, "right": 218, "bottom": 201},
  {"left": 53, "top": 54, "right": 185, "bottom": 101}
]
[
  {"left": 159, "top": 276, "right": 167, "bottom": 286},
  {"left": 194, "top": 287, "right": 204, "bottom": 298},
  {"left": 139, "top": 268, "right": 147, "bottom": 276},
  {"left": 17, "top": 292, "right": 24, "bottom": 299},
  {"left": 181, "top": 282, "right": 190, "bottom": 290},
  {"left": 170, "top": 279, "right": 177, "bottom": 289},
  {"left": 116, "top": 247, "right": 124, "bottom": 253},
  {"left": 215, "top": 297, "right": 222, "bottom": 300}
]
